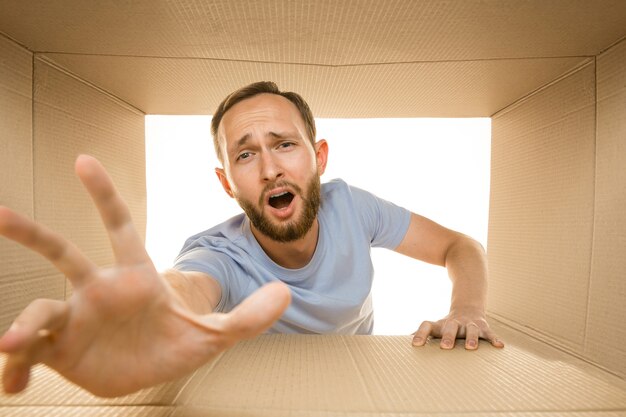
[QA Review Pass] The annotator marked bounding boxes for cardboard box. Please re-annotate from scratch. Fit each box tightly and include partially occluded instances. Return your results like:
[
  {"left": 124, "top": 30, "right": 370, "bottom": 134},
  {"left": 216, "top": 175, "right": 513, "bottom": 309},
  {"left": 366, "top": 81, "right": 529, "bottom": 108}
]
[{"left": 1, "top": 1, "right": 625, "bottom": 415}]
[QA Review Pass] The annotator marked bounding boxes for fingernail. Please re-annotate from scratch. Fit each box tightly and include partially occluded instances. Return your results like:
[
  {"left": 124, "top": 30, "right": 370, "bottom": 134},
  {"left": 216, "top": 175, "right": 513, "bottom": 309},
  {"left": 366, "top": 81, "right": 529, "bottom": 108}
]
[
  {"left": 442, "top": 339, "right": 452, "bottom": 348},
  {"left": 412, "top": 337, "right": 423, "bottom": 346},
  {"left": 467, "top": 340, "right": 477, "bottom": 348}
]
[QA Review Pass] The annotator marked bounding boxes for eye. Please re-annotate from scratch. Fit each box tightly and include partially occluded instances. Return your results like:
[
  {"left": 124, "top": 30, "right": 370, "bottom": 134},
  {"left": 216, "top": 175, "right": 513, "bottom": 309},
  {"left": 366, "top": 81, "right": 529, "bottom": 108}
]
[
  {"left": 278, "top": 142, "right": 295, "bottom": 150},
  {"left": 236, "top": 151, "right": 252, "bottom": 161}
]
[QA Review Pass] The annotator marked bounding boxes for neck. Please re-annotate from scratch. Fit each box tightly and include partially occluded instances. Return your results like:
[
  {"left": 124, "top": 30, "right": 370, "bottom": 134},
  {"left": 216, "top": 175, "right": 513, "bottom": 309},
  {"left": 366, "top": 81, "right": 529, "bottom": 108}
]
[{"left": 251, "top": 219, "right": 319, "bottom": 269}]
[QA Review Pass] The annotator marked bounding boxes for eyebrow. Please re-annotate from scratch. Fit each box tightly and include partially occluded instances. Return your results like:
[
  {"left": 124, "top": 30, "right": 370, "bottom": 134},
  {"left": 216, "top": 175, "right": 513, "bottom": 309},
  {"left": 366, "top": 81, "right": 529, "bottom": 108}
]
[
  {"left": 269, "top": 131, "right": 299, "bottom": 141},
  {"left": 234, "top": 134, "right": 251, "bottom": 150},
  {"left": 233, "top": 131, "right": 298, "bottom": 150}
]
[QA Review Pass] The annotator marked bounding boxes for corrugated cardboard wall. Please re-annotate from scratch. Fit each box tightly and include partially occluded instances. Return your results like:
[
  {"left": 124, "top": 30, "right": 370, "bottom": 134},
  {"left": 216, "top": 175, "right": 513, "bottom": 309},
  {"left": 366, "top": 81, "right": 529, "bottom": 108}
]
[
  {"left": 488, "top": 38, "right": 626, "bottom": 377},
  {"left": 586, "top": 38, "right": 626, "bottom": 378},
  {"left": 41, "top": 52, "right": 587, "bottom": 118},
  {"left": 0, "top": 34, "right": 147, "bottom": 331},
  {"left": 33, "top": 57, "right": 147, "bottom": 299},
  {"left": 0, "top": 36, "right": 61, "bottom": 331}
]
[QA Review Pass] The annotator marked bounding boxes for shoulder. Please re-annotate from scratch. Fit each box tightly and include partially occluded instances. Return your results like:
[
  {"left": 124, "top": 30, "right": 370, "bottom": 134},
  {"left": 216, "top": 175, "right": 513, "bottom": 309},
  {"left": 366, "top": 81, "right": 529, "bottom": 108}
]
[
  {"left": 173, "top": 213, "right": 252, "bottom": 285},
  {"left": 322, "top": 178, "right": 349, "bottom": 195},
  {"left": 321, "top": 178, "right": 378, "bottom": 208},
  {"left": 321, "top": 178, "right": 369, "bottom": 201},
  {"left": 320, "top": 178, "right": 354, "bottom": 211},
  {"left": 179, "top": 213, "right": 247, "bottom": 254}
]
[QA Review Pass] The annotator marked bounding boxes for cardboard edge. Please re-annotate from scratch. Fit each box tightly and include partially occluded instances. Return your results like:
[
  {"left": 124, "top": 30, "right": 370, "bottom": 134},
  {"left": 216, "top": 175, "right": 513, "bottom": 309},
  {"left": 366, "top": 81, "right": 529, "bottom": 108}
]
[
  {"left": 0, "top": 30, "right": 32, "bottom": 52},
  {"left": 491, "top": 57, "right": 594, "bottom": 119},
  {"left": 487, "top": 313, "right": 622, "bottom": 380},
  {"left": 171, "top": 351, "right": 228, "bottom": 406},
  {"left": 34, "top": 54, "right": 145, "bottom": 116},
  {"left": 598, "top": 34, "right": 626, "bottom": 56}
]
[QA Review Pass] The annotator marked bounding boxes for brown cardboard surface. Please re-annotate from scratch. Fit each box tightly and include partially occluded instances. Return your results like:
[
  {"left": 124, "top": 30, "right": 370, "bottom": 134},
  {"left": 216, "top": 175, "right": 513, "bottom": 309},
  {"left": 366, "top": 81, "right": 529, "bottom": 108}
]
[
  {"left": 172, "top": 411, "right": 626, "bottom": 417},
  {"left": 41, "top": 53, "right": 588, "bottom": 117},
  {"left": 174, "top": 323, "right": 626, "bottom": 416},
  {"left": 488, "top": 63, "right": 596, "bottom": 351},
  {"left": 0, "top": 354, "right": 196, "bottom": 406},
  {"left": 2, "top": 324, "right": 625, "bottom": 415},
  {"left": 0, "top": 35, "right": 63, "bottom": 333},
  {"left": 586, "top": 38, "right": 626, "bottom": 377},
  {"left": 0, "top": 406, "right": 174, "bottom": 416},
  {"left": 1, "top": 1, "right": 624, "bottom": 63},
  {"left": 1, "top": 1, "right": 623, "bottom": 115},
  {"left": 0, "top": 35, "right": 32, "bottom": 213},
  {"left": 32, "top": 57, "right": 146, "bottom": 297}
]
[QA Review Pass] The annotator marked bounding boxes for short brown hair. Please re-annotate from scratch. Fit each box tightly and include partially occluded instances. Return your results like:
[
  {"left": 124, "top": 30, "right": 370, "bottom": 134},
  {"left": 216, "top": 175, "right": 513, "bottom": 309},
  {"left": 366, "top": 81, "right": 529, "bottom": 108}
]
[{"left": 211, "top": 81, "right": 317, "bottom": 162}]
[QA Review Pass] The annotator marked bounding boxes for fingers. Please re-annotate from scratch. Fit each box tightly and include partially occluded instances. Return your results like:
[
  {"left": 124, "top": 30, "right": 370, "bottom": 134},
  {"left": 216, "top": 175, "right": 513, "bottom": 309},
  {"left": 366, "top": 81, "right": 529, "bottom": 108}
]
[
  {"left": 0, "top": 207, "right": 96, "bottom": 286},
  {"left": 412, "top": 321, "right": 434, "bottom": 346},
  {"left": 74, "top": 155, "right": 151, "bottom": 266},
  {"left": 1, "top": 299, "right": 69, "bottom": 394},
  {"left": 0, "top": 299, "right": 69, "bottom": 354},
  {"left": 411, "top": 317, "right": 505, "bottom": 350},
  {"left": 412, "top": 320, "right": 460, "bottom": 348},
  {"left": 222, "top": 282, "right": 291, "bottom": 339},
  {"left": 481, "top": 326, "right": 505, "bottom": 348},
  {"left": 464, "top": 322, "right": 480, "bottom": 350},
  {"left": 440, "top": 319, "right": 459, "bottom": 350}
]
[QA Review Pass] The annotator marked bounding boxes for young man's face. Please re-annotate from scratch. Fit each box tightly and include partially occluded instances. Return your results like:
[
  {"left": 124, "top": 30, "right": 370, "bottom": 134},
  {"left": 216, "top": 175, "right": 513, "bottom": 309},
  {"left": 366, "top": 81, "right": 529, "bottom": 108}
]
[{"left": 215, "top": 93, "right": 328, "bottom": 242}]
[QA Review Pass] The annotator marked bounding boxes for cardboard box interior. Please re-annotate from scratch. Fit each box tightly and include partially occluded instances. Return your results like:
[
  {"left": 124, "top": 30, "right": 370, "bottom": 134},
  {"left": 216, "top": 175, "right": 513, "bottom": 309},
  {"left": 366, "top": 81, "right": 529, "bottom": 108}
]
[{"left": 0, "top": 1, "right": 625, "bottom": 415}]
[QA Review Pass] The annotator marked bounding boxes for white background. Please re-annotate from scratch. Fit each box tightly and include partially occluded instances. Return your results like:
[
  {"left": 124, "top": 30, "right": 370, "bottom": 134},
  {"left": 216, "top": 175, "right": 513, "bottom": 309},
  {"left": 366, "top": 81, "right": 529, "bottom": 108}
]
[{"left": 145, "top": 116, "right": 491, "bottom": 335}]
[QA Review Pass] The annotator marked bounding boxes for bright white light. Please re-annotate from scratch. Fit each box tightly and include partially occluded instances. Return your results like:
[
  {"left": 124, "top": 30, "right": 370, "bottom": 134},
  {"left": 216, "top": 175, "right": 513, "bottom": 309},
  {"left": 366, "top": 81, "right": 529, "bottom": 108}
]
[{"left": 145, "top": 116, "right": 491, "bottom": 335}]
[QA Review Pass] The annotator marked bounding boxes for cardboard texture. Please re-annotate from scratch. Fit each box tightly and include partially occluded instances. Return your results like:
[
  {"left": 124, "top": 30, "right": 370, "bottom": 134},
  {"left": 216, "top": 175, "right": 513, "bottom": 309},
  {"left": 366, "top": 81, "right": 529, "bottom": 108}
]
[
  {"left": 32, "top": 57, "right": 146, "bottom": 298},
  {"left": 489, "top": 39, "right": 626, "bottom": 379},
  {"left": 488, "top": 63, "right": 596, "bottom": 351},
  {"left": 176, "top": 324, "right": 626, "bottom": 416},
  {"left": 0, "top": 1, "right": 626, "bottom": 415},
  {"left": 1, "top": 323, "right": 625, "bottom": 416},
  {"left": 0, "top": 34, "right": 147, "bottom": 330},
  {"left": 41, "top": 53, "right": 588, "bottom": 117},
  {"left": 0, "top": 35, "right": 63, "bottom": 333},
  {"left": 1, "top": 0, "right": 624, "bottom": 62},
  {"left": 586, "top": 38, "right": 626, "bottom": 377},
  {"left": 0, "top": 354, "right": 195, "bottom": 407},
  {"left": 2, "top": 407, "right": 173, "bottom": 416},
  {"left": 2, "top": 0, "right": 625, "bottom": 116}
]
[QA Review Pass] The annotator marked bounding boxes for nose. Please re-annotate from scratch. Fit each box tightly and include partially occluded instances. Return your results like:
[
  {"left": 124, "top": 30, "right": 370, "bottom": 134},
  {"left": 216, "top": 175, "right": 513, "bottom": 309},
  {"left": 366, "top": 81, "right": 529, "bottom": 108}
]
[{"left": 259, "top": 151, "right": 284, "bottom": 182}]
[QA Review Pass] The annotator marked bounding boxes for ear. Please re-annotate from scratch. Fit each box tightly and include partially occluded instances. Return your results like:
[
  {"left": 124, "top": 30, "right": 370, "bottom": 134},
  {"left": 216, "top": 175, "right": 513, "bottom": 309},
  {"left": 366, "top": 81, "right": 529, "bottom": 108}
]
[
  {"left": 215, "top": 167, "right": 235, "bottom": 198},
  {"left": 314, "top": 139, "right": 329, "bottom": 176}
]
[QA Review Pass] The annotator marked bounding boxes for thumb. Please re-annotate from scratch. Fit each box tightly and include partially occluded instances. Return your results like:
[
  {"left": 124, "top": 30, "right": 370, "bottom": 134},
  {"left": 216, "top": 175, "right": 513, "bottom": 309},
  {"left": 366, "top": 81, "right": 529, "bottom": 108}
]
[{"left": 223, "top": 282, "right": 291, "bottom": 339}]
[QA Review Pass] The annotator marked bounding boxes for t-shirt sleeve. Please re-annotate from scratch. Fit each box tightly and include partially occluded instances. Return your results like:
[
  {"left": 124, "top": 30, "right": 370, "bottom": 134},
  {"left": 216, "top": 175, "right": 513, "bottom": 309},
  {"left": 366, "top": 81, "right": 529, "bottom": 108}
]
[{"left": 348, "top": 185, "right": 412, "bottom": 249}]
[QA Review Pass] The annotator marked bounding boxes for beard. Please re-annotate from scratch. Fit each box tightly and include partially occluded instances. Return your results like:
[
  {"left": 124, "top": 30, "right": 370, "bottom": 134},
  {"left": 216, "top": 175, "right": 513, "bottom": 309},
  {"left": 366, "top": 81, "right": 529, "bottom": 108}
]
[{"left": 236, "top": 175, "right": 321, "bottom": 243}]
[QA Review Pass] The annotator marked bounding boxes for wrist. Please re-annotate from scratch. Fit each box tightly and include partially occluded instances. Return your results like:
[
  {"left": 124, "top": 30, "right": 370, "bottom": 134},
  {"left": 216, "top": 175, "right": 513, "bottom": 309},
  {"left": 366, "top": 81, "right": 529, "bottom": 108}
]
[
  {"left": 449, "top": 304, "right": 485, "bottom": 317},
  {"left": 160, "top": 270, "right": 193, "bottom": 309}
]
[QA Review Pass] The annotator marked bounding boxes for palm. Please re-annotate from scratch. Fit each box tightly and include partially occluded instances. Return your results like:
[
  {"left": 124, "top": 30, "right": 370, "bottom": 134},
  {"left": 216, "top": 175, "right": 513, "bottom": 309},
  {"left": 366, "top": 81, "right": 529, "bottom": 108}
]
[
  {"left": 57, "top": 264, "right": 217, "bottom": 395},
  {"left": 0, "top": 155, "right": 290, "bottom": 397}
]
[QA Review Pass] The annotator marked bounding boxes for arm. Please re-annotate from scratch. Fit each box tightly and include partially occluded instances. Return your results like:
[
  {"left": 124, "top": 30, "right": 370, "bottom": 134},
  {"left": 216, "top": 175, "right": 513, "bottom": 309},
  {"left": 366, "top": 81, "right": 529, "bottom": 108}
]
[
  {"left": 0, "top": 155, "right": 290, "bottom": 397},
  {"left": 162, "top": 269, "right": 222, "bottom": 315},
  {"left": 394, "top": 213, "right": 504, "bottom": 350}
]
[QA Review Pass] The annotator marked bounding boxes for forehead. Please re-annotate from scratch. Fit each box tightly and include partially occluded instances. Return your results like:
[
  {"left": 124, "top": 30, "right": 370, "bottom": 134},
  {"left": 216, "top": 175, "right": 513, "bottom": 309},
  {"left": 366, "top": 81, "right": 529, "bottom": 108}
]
[{"left": 219, "top": 93, "right": 306, "bottom": 142}]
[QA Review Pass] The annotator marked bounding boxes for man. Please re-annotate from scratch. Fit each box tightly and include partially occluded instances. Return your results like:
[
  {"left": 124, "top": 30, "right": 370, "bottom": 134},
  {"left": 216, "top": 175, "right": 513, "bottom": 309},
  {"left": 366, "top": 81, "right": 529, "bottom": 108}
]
[{"left": 0, "top": 82, "right": 503, "bottom": 398}]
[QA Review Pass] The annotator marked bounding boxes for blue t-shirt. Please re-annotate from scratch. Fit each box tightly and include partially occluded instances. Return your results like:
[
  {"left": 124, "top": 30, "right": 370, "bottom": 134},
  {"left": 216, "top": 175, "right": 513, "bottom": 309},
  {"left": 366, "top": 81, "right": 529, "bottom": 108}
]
[{"left": 173, "top": 179, "right": 411, "bottom": 334}]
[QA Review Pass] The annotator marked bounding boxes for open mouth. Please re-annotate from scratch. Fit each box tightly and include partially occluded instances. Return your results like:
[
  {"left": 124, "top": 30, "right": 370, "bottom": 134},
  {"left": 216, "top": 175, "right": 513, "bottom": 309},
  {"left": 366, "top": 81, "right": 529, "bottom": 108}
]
[{"left": 268, "top": 191, "right": 295, "bottom": 209}]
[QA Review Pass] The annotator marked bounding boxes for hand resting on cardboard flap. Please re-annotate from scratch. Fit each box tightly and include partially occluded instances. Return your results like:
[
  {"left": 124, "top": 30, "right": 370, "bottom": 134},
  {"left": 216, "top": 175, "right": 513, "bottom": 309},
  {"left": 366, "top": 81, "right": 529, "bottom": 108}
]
[{"left": 394, "top": 213, "right": 505, "bottom": 350}]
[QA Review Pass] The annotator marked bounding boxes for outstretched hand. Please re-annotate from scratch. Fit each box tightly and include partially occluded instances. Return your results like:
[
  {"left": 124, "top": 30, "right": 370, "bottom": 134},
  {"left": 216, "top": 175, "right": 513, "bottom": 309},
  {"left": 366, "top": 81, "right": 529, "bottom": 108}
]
[
  {"left": 412, "top": 308, "right": 504, "bottom": 350},
  {"left": 0, "top": 155, "right": 291, "bottom": 397}
]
